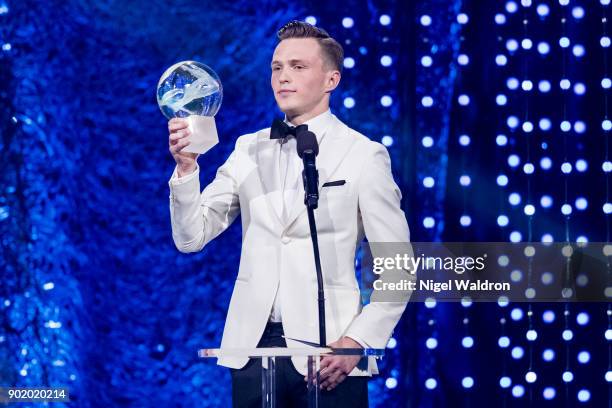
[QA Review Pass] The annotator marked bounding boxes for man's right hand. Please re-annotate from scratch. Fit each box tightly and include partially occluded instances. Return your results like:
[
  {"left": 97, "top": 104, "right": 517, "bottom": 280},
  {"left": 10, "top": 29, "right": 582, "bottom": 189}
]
[{"left": 168, "top": 118, "right": 199, "bottom": 177}]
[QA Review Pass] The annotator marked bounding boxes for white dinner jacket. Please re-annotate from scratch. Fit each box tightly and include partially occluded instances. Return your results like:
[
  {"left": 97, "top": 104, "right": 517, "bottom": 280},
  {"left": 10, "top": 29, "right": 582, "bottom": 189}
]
[{"left": 168, "top": 112, "right": 411, "bottom": 376}]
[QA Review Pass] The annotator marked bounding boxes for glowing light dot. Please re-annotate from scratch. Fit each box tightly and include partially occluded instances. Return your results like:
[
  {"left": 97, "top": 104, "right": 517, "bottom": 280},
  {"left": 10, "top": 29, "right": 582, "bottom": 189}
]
[
  {"left": 525, "top": 371, "right": 537, "bottom": 383},
  {"left": 426, "top": 337, "right": 438, "bottom": 349},
  {"left": 508, "top": 154, "right": 520, "bottom": 167},
  {"left": 526, "top": 329, "right": 538, "bottom": 341},
  {"left": 381, "top": 95, "right": 393, "bottom": 107},
  {"left": 423, "top": 217, "right": 435, "bottom": 228},
  {"left": 460, "top": 215, "right": 472, "bottom": 227},
  {"left": 342, "top": 17, "right": 354, "bottom": 28},
  {"left": 574, "top": 121, "right": 586, "bottom": 133},
  {"left": 575, "top": 197, "right": 588, "bottom": 210},
  {"left": 343, "top": 57, "right": 355, "bottom": 69},
  {"left": 462, "top": 376, "right": 474, "bottom": 388},
  {"left": 305, "top": 16, "right": 317, "bottom": 25},
  {"left": 509, "top": 193, "right": 521, "bottom": 206},
  {"left": 577, "top": 389, "right": 590, "bottom": 402},
  {"left": 577, "top": 351, "right": 590, "bottom": 363},
  {"left": 561, "top": 162, "right": 572, "bottom": 173},
  {"left": 462, "top": 336, "right": 474, "bottom": 348},
  {"left": 506, "top": 2, "right": 518, "bottom": 13},
  {"left": 511, "top": 308, "right": 523, "bottom": 321},
  {"left": 458, "top": 94, "right": 470, "bottom": 105},
  {"left": 521, "top": 38, "right": 532, "bottom": 49},
  {"left": 543, "top": 349, "right": 555, "bottom": 361},
  {"left": 537, "top": 4, "right": 550, "bottom": 16},
  {"left": 561, "top": 204, "right": 572, "bottom": 215},
  {"left": 543, "top": 387, "right": 556, "bottom": 400},
  {"left": 420, "top": 15, "right": 432, "bottom": 26},
  {"left": 506, "top": 39, "right": 519, "bottom": 52},
  {"left": 560, "top": 79, "right": 571, "bottom": 90},
  {"left": 379, "top": 15, "right": 391, "bottom": 26},
  {"left": 497, "top": 215, "right": 509, "bottom": 227},
  {"left": 459, "top": 175, "right": 471, "bottom": 186},
  {"left": 538, "top": 42, "right": 550, "bottom": 54},
  {"left": 381, "top": 135, "right": 394, "bottom": 147},
  {"left": 423, "top": 176, "right": 435, "bottom": 188},
  {"left": 385, "top": 377, "right": 398, "bottom": 389},
  {"left": 559, "top": 37, "right": 570, "bottom": 48},
  {"left": 572, "top": 45, "right": 585, "bottom": 58},
  {"left": 496, "top": 134, "right": 508, "bottom": 145},
  {"left": 572, "top": 6, "right": 585, "bottom": 19},
  {"left": 507, "top": 77, "right": 519, "bottom": 89},
  {"left": 560, "top": 120, "right": 572, "bottom": 132},
  {"left": 421, "top": 96, "right": 433, "bottom": 107},
  {"left": 512, "top": 385, "right": 525, "bottom": 397},
  {"left": 539, "top": 80, "right": 551, "bottom": 92}
]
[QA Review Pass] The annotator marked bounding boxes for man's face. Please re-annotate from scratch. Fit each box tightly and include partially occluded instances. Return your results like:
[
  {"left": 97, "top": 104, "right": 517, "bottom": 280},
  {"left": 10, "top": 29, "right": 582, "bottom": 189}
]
[{"left": 271, "top": 38, "right": 337, "bottom": 117}]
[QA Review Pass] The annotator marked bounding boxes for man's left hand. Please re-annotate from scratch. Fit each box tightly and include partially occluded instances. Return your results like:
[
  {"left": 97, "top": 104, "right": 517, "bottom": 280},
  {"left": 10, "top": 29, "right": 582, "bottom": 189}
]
[{"left": 304, "top": 336, "right": 363, "bottom": 391}]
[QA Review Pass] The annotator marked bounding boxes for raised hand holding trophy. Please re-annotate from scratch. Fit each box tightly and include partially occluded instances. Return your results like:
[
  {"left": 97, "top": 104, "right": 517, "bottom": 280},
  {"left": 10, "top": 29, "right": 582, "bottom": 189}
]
[{"left": 157, "top": 61, "right": 223, "bottom": 154}]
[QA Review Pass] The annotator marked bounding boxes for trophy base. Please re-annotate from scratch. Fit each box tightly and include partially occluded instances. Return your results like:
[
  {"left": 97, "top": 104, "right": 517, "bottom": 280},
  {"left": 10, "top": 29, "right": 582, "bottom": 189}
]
[{"left": 183, "top": 115, "right": 219, "bottom": 154}]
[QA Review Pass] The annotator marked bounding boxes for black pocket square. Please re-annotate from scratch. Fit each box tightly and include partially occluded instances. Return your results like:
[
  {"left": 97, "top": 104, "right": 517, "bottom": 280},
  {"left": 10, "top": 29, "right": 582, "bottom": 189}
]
[{"left": 322, "top": 180, "right": 346, "bottom": 187}]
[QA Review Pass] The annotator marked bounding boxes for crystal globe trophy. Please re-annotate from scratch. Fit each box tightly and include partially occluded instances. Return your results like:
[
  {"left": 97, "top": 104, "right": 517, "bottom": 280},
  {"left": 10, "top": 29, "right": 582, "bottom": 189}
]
[{"left": 157, "top": 61, "right": 223, "bottom": 154}]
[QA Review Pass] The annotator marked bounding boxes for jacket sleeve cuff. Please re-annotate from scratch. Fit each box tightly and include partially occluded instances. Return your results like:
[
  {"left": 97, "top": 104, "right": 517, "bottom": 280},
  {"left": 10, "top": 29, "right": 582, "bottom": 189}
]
[
  {"left": 169, "top": 164, "right": 200, "bottom": 186},
  {"left": 344, "top": 333, "right": 370, "bottom": 349}
]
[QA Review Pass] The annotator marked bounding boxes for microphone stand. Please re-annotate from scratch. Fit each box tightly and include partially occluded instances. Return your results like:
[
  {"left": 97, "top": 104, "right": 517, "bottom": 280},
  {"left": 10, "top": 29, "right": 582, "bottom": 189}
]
[{"left": 301, "top": 150, "right": 326, "bottom": 347}]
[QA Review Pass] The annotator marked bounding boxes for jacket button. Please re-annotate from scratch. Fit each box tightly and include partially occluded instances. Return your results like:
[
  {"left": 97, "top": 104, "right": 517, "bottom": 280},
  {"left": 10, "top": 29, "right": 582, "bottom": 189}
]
[{"left": 281, "top": 236, "right": 291, "bottom": 244}]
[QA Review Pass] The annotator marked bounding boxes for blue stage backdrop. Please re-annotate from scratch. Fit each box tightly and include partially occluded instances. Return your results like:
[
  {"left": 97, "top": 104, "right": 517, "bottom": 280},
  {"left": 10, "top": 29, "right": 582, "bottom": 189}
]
[{"left": 0, "top": 0, "right": 609, "bottom": 407}]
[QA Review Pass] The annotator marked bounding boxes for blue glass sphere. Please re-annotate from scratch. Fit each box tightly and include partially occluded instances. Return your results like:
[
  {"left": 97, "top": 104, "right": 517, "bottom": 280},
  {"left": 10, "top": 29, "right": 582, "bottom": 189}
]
[{"left": 157, "top": 61, "right": 223, "bottom": 119}]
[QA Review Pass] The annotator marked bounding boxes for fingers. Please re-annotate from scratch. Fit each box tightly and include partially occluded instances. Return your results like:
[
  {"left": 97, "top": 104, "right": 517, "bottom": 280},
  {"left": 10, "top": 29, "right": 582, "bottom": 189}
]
[
  {"left": 320, "top": 370, "right": 347, "bottom": 391},
  {"left": 169, "top": 136, "right": 191, "bottom": 154},
  {"left": 169, "top": 129, "right": 190, "bottom": 145},
  {"left": 168, "top": 118, "right": 189, "bottom": 132}
]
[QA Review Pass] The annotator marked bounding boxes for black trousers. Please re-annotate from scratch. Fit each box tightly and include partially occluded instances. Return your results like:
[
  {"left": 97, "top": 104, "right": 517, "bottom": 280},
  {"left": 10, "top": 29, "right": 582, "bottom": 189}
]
[{"left": 230, "top": 322, "right": 369, "bottom": 408}]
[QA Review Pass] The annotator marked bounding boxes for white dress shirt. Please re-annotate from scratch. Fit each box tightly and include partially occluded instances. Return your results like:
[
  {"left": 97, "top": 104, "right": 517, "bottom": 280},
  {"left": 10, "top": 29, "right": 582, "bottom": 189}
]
[{"left": 268, "top": 109, "right": 333, "bottom": 322}]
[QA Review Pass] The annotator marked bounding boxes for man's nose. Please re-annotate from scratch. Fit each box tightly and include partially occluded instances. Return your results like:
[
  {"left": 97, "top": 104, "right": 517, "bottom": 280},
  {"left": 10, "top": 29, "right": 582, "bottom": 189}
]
[{"left": 278, "top": 68, "right": 291, "bottom": 83}]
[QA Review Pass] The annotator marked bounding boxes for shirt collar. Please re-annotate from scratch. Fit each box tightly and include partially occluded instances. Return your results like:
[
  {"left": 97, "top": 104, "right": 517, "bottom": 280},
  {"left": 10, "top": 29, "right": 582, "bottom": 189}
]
[{"left": 284, "top": 109, "right": 333, "bottom": 143}]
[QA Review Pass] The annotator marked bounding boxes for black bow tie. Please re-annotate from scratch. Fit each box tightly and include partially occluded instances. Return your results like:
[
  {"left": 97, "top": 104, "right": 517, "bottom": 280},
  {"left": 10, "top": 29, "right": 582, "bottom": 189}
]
[{"left": 270, "top": 119, "right": 308, "bottom": 140}]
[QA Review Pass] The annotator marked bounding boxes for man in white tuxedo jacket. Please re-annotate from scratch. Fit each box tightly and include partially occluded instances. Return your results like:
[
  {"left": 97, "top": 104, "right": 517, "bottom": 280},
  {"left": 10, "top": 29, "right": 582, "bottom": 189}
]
[{"left": 168, "top": 21, "right": 411, "bottom": 407}]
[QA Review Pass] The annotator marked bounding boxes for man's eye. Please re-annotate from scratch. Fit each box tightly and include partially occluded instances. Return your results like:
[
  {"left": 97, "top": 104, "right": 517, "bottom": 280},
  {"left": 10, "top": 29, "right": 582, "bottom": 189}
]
[{"left": 294, "top": 65, "right": 304, "bottom": 70}]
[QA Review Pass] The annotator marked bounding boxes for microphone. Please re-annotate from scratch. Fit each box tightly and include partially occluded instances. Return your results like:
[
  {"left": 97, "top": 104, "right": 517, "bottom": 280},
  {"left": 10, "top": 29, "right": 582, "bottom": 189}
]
[
  {"left": 296, "top": 130, "right": 319, "bottom": 209},
  {"left": 296, "top": 128, "right": 326, "bottom": 346}
]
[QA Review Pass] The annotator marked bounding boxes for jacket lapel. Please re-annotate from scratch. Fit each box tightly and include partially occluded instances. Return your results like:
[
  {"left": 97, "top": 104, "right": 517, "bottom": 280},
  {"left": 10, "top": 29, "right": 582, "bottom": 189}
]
[
  {"left": 255, "top": 129, "right": 285, "bottom": 228},
  {"left": 283, "top": 116, "right": 356, "bottom": 230}
]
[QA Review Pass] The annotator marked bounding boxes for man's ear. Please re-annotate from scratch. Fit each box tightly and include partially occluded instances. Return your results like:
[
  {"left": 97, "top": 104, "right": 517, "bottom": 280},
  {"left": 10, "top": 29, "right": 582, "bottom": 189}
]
[{"left": 324, "top": 70, "right": 341, "bottom": 93}]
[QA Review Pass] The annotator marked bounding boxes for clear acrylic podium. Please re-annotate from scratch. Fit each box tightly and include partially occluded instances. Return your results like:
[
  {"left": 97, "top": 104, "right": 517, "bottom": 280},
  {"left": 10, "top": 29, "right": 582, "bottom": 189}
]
[{"left": 198, "top": 346, "right": 385, "bottom": 407}]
